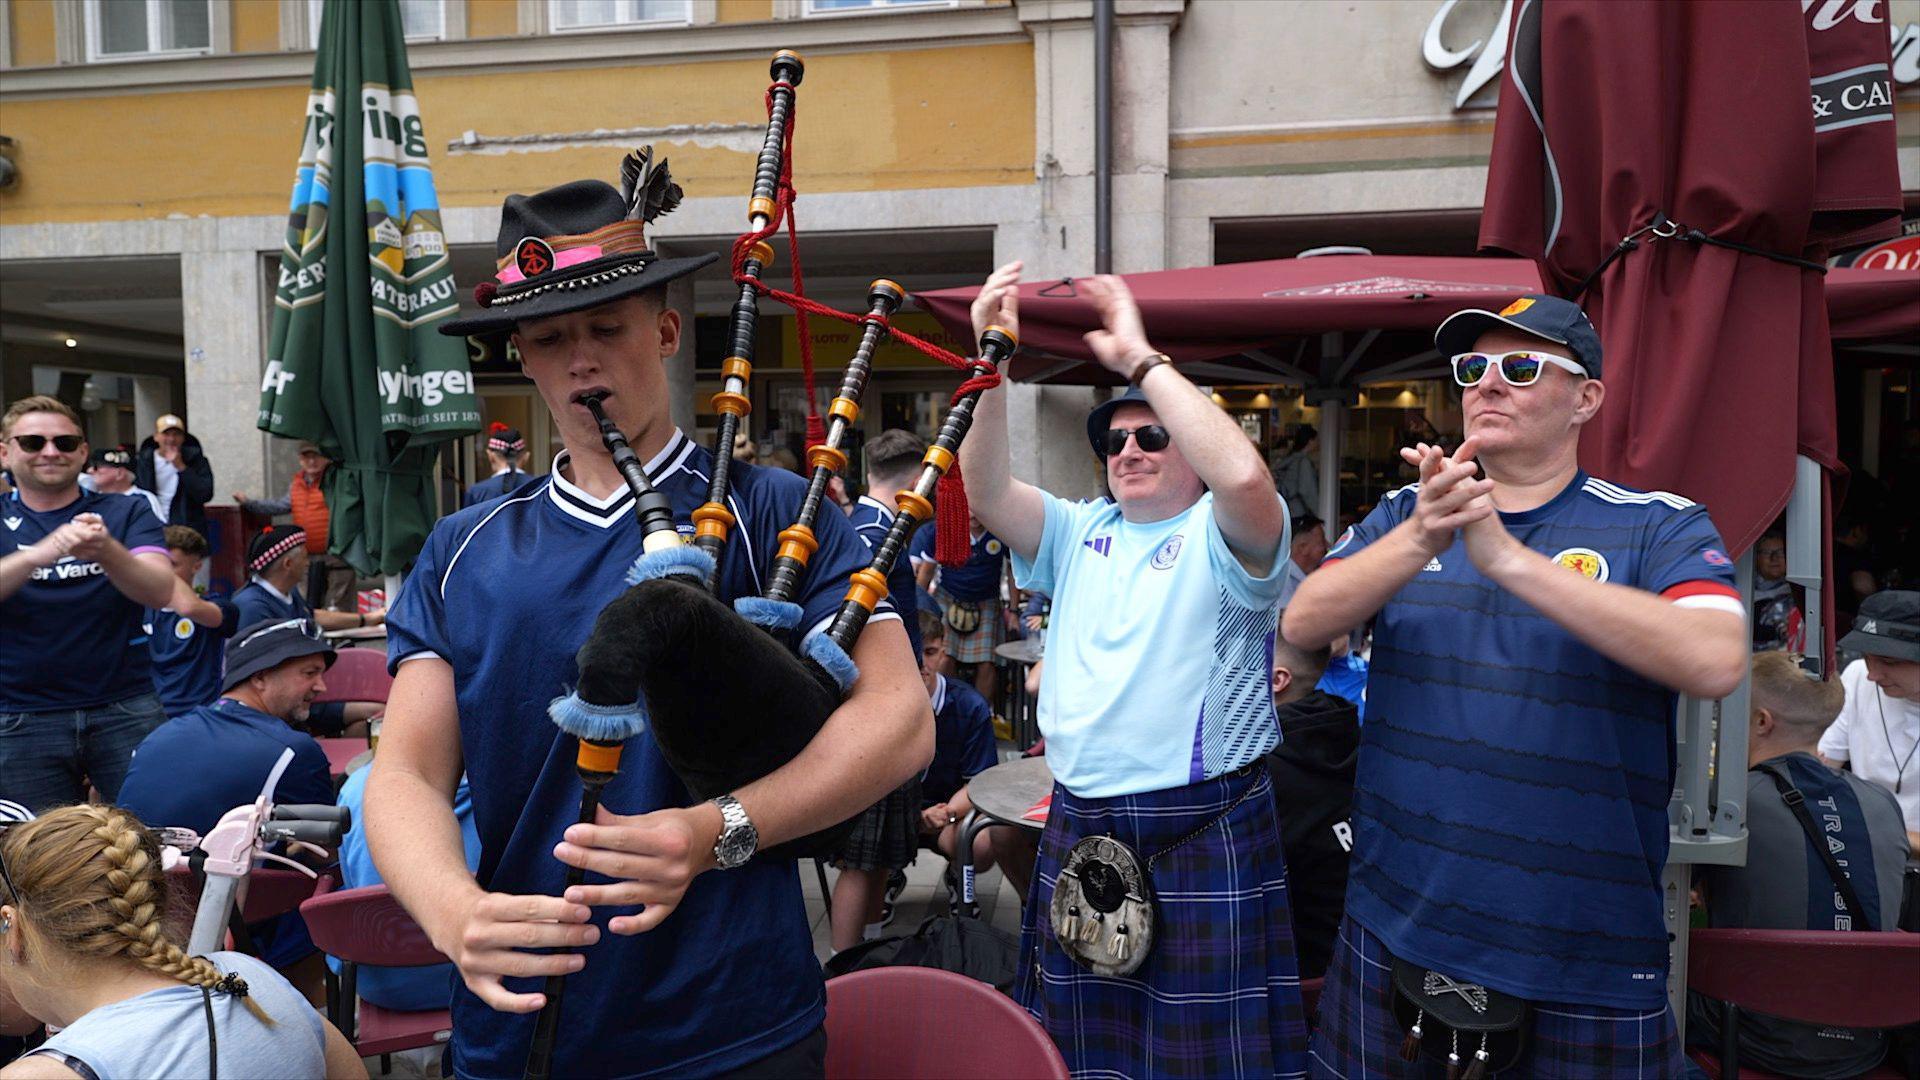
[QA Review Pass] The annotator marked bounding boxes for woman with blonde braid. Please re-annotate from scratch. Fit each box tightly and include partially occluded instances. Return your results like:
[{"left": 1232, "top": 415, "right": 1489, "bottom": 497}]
[{"left": 0, "top": 805, "right": 364, "bottom": 1079}]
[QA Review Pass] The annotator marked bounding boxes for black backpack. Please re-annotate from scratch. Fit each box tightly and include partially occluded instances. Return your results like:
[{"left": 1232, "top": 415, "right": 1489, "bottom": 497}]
[{"left": 822, "top": 914, "right": 1022, "bottom": 994}]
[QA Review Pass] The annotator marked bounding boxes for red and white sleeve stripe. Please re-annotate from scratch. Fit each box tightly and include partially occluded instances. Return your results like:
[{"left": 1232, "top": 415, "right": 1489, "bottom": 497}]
[{"left": 1662, "top": 580, "right": 1745, "bottom": 618}]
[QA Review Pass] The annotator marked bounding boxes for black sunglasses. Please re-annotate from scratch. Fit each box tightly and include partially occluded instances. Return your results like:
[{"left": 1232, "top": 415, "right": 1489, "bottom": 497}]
[
  {"left": 9, "top": 434, "right": 84, "bottom": 453},
  {"left": 1102, "top": 425, "right": 1171, "bottom": 457}
]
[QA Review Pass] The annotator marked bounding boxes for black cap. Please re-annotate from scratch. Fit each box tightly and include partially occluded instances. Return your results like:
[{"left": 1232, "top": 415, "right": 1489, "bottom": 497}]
[
  {"left": 247, "top": 525, "right": 308, "bottom": 573},
  {"left": 1838, "top": 590, "right": 1920, "bottom": 662},
  {"left": 88, "top": 446, "right": 134, "bottom": 470},
  {"left": 222, "top": 618, "right": 336, "bottom": 692},
  {"left": 1435, "top": 294, "right": 1604, "bottom": 379},
  {"left": 1086, "top": 386, "right": 1153, "bottom": 458}
]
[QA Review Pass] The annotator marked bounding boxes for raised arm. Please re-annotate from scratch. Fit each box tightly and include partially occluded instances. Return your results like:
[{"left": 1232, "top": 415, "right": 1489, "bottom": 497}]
[
  {"left": 956, "top": 261, "right": 1046, "bottom": 563},
  {"left": 1079, "top": 275, "right": 1283, "bottom": 570}
]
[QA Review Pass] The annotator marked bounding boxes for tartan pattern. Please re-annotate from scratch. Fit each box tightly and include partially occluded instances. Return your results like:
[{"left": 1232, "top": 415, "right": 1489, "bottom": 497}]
[
  {"left": 1308, "top": 915, "right": 1682, "bottom": 1079},
  {"left": 1015, "top": 767, "right": 1310, "bottom": 1079},
  {"left": 946, "top": 598, "right": 1005, "bottom": 665},
  {"left": 830, "top": 775, "right": 922, "bottom": 871}
]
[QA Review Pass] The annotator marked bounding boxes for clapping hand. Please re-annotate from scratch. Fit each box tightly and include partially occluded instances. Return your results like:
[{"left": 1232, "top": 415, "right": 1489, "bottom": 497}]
[
  {"left": 970, "top": 261, "right": 1022, "bottom": 349},
  {"left": 1400, "top": 437, "right": 1493, "bottom": 556},
  {"left": 64, "top": 513, "right": 113, "bottom": 562},
  {"left": 1079, "top": 275, "right": 1155, "bottom": 377}
]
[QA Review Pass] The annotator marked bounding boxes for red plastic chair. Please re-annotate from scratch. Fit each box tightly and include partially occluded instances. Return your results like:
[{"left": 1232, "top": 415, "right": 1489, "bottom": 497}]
[
  {"left": 300, "top": 878, "right": 453, "bottom": 1063},
  {"left": 167, "top": 865, "right": 331, "bottom": 926},
  {"left": 824, "top": 966, "right": 1069, "bottom": 1079},
  {"left": 311, "top": 647, "right": 393, "bottom": 705},
  {"left": 1687, "top": 928, "right": 1920, "bottom": 1079}
]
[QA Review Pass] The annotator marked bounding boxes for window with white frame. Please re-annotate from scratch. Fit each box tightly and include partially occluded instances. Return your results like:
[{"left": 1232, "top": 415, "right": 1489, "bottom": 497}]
[
  {"left": 308, "top": 0, "right": 448, "bottom": 44},
  {"left": 86, "top": 0, "right": 213, "bottom": 60},
  {"left": 803, "top": 0, "right": 959, "bottom": 14},
  {"left": 549, "top": 0, "right": 693, "bottom": 32}
]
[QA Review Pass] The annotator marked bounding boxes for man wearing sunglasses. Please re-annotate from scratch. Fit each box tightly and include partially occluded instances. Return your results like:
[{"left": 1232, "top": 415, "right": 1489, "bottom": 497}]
[
  {"left": 960, "top": 264, "right": 1305, "bottom": 1078},
  {"left": 1285, "top": 295, "right": 1747, "bottom": 1077},
  {"left": 0, "top": 396, "right": 177, "bottom": 813}
]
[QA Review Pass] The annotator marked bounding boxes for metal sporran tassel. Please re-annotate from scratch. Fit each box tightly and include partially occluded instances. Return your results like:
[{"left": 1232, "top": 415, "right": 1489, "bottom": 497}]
[
  {"left": 1399, "top": 1010, "right": 1424, "bottom": 1062},
  {"left": 1462, "top": 1033, "right": 1490, "bottom": 1080},
  {"left": 1446, "top": 1030, "right": 1462, "bottom": 1080}
]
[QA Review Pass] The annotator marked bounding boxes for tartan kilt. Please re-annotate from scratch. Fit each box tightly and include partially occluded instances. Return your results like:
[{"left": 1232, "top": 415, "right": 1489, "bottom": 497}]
[
  {"left": 829, "top": 775, "right": 922, "bottom": 872},
  {"left": 1309, "top": 915, "right": 1682, "bottom": 1079},
  {"left": 945, "top": 597, "right": 1005, "bottom": 665},
  {"left": 1015, "top": 765, "right": 1310, "bottom": 1079}
]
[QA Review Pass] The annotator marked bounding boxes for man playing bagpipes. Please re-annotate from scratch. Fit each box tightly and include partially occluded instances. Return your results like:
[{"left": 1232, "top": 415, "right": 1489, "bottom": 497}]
[
  {"left": 364, "top": 163, "right": 930, "bottom": 1078},
  {"left": 959, "top": 263, "right": 1310, "bottom": 1078}
]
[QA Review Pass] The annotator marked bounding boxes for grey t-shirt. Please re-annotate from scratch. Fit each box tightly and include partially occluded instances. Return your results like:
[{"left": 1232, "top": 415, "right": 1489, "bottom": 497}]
[
  {"left": 1691, "top": 752, "right": 1910, "bottom": 1078},
  {"left": 31, "top": 951, "right": 325, "bottom": 1079}
]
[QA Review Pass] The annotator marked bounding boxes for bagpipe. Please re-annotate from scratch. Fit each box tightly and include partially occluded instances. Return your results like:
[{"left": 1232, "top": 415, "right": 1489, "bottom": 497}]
[{"left": 525, "top": 51, "right": 1011, "bottom": 1079}]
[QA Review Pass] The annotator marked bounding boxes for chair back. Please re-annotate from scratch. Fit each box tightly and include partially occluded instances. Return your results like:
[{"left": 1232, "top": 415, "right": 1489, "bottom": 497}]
[
  {"left": 312, "top": 647, "right": 393, "bottom": 705},
  {"left": 168, "top": 866, "right": 329, "bottom": 925},
  {"left": 1688, "top": 928, "right": 1920, "bottom": 1029},
  {"left": 824, "top": 966, "right": 1069, "bottom": 1079},
  {"left": 300, "top": 882, "right": 447, "bottom": 968}
]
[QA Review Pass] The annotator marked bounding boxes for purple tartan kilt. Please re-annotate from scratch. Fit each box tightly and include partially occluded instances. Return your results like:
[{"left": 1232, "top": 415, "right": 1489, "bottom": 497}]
[
  {"left": 1308, "top": 915, "right": 1682, "bottom": 1079},
  {"left": 1015, "top": 765, "right": 1310, "bottom": 1079}
]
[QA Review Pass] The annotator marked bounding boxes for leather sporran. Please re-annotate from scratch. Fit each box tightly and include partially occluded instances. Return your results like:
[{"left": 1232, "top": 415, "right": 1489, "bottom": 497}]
[
  {"left": 1049, "top": 835, "right": 1155, "bottom": 976},
  {"left": 1388, "top": 959, "right": 1528, "bottom": 1079},
  {"left": 943, "top": 599, "right": 982, "bottom": 634}
]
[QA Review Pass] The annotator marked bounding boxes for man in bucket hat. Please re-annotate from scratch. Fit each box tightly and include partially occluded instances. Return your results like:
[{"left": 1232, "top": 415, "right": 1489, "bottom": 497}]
[
  {"left": 365, "top": 151, "right": 929, "bottom": 1078},
  {"left": 1287, "top": 294, "right": 1748, "bottom": 1077},
  {"left": 1821, "top": 590, "right": 1920, "bottom": 853},
  {"left": 958, "top": 262, "right": 1307, "bottom": 1078}
]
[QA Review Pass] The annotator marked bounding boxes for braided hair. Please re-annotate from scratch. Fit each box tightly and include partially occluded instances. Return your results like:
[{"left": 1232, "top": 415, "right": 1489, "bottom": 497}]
[{"left": 0, "top": 805, "right": 274, "bottom": 1024}]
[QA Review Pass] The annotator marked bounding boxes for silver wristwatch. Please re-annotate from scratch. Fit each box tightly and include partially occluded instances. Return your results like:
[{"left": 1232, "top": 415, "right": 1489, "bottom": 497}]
[{"left": 710, "top": 794, "right": 758, "bottom": 869}]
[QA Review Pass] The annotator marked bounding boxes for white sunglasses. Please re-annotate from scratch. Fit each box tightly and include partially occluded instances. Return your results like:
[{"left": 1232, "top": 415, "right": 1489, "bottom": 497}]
[{"left": 1450, "top": 350, "right": 1588, "bottom": 388}]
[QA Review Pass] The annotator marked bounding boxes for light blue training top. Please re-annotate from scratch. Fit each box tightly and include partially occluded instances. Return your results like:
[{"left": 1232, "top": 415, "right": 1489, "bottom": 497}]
[
  {"left": 31, "top": 951, "right": 325, "bottom": 1079},
  {"left": 1013, "top": 490, "right": 1290, "bottom": 798}
]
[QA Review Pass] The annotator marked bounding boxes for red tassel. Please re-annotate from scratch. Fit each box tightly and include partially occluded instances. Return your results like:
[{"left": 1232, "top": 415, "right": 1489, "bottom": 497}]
[
  {"left": 473, "top": 280, "right": 498, "bottom": 307},
  {"left": 804, "top": 412, "right": 826, "bottom": 450},
  {"left": 936, "top": 458, "right": 971, "bottom": 568}
]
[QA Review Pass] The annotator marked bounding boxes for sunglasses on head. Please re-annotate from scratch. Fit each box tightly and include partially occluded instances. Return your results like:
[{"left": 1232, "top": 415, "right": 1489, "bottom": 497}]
[
  {"left": 1103, "top": 424, "right": 1171, "bottom": 457},
  {"left": 9, "top": 434, "right": 84, "bottom": 453},
  {"left": 1450, "top": 350, "right": 1587, "bottom": 388}
]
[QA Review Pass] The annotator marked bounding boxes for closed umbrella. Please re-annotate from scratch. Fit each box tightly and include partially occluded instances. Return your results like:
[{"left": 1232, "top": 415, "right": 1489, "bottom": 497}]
[{"left": 259, "top": 0, "right": 480, "bottom": 577}]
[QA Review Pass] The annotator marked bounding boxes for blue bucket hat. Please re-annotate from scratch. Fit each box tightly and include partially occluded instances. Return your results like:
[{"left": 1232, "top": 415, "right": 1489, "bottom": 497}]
[{"left": 1085, "top": 386, "right": 1154, "bottom": 458}]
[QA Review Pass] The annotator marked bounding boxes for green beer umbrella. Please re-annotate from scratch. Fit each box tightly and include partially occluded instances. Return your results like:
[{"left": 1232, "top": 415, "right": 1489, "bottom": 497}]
[{"left": 260, "top": 0, "right": 478, "bottom": 577}]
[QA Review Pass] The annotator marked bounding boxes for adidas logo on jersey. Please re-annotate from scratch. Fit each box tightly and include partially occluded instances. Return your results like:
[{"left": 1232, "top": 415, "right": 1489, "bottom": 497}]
[
  {"left": 1084, "top": 536, "right": 1112, "bottom": 556},
  {"left": 1422, "top": 557, "right": 1443, "bottom": 572}
]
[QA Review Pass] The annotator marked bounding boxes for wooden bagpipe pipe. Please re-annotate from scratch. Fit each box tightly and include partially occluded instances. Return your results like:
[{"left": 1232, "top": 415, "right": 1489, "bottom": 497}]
[{"left": 525, "top": 48, "right": 1011, "bottom": 1080}]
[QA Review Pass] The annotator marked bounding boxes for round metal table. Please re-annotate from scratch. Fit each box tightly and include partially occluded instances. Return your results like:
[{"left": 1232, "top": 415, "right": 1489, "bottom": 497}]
[
  {"left": 950, "top": 755, "right": 1053, "bottom": 906},
  {"left": 992, "top": 638, "right": 1045, "bottom": 748}
]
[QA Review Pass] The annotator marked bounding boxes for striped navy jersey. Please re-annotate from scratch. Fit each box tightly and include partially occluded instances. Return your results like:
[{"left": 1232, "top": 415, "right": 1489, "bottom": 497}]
[
  {"left": 385, "top": 429, "right": 893, "bottom": 1078},
  {"left": 1326, "top": 471, "right": 1741, "bottom": 1009}
]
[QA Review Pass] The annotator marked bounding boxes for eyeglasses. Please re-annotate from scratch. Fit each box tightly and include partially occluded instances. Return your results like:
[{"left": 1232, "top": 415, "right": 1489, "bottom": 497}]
[
  {"left": 1102, "top": 425, "right": 1171, "bottom": 456},
  {"left": 1450, "top": 351, "right": 1588, "bottom": 388},
  {"left": 8, "top": 434, "right": 84, "bottom": 453}
]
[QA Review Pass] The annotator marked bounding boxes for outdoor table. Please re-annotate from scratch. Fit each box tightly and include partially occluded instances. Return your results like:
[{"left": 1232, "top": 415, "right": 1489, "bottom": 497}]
[
  {"left": 993, "top": 638, "right": 1044, "bottom": 749},
  {"left": 949, "top": 755, "right": 1053, "bottom": 909},
  {"left": 323, "top": 625, "right": 388, "bottom": 648}
]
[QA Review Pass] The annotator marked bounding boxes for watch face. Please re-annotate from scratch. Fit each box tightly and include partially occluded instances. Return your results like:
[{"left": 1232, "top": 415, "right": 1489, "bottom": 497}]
[{"left": 717, "top": 827, "right": 755, "bottom": 867}]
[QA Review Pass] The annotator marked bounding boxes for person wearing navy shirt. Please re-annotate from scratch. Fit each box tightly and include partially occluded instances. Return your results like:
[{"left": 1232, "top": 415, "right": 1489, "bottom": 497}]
[
  {"left": 826, "top": 428, "right": 932, "bottom": 951},
  {"left": 1286, "top": 295, "right": 1747, "bottom": 1077},
  {"left": 365, "top": 172, "right": 930, "bottom": 1080},
  {"left": 233, "top": 524, "right": 382, "bottom": 737},
  {"left": 118, "top": 617, "right": 340, "bottom": 976},
  {"left": 465, "top": 422, "right": 536, "bottom": 507},
  {"left": 147, "top": 524, "right": 241, "bottom": 716},
  {"left": 912, "top": 614, "right": 1000, "bottom": 891},
  {"left": 0, "top": 395, "right": 176, "bottom": 812},
  {"left": 910, "top": 514, "right": 1008, "bottom": 707}
]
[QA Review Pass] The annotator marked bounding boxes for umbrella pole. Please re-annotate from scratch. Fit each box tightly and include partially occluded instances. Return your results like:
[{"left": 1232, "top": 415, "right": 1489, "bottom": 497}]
[{"left": 1316, "top": 399, "right": 1342, "bottom": 537}]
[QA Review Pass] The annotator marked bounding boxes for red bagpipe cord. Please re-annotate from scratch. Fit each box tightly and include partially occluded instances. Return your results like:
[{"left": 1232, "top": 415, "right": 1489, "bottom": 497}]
[{"left": 730, "top": 79, "right": 996, "bottom": 569}]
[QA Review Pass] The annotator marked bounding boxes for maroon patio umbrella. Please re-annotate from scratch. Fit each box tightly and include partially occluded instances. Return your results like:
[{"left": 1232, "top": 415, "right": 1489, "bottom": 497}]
[
  {"left": 1477, "top": 0, "right": 1902, "bottom": 569},
  {"left": 914, "top": 258, "right": 1915, "bottom": 386}
]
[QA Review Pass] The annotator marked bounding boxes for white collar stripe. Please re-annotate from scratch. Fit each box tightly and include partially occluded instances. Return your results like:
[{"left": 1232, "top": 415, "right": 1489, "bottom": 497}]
[
  {"left": 545, "top": 430, "right": 694, "bottom": 530},
  {"left": 443, "top": 483, "right": 549, "bottom": 598}
]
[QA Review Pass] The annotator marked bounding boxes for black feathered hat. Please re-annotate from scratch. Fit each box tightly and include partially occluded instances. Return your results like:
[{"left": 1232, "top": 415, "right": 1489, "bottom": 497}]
[{"left": 441, "top": 147, "right": 718, "bottom": 337}]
